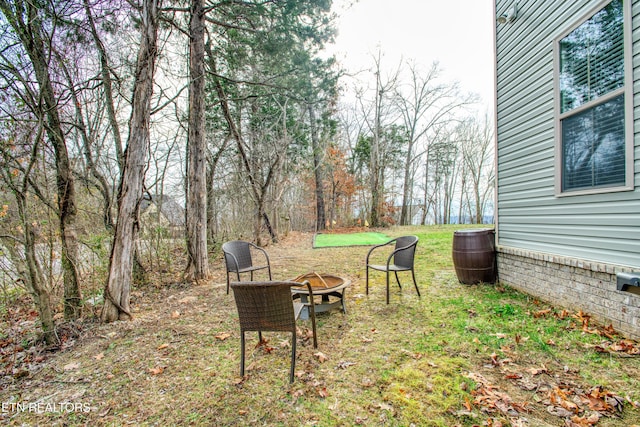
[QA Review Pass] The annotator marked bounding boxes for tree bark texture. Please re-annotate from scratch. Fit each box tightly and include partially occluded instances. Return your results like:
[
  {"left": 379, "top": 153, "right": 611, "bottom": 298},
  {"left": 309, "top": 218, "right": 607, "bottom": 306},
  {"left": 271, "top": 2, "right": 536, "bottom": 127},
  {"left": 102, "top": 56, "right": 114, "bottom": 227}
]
[
  {"left": 102, "top": 0, "right": 161, "bottom": 322},
  {"left": 17, "top": 192, "right": 56, "bottom": 344},
  {"left": 185, "top": 0, "right": 209, "bottom": 280},
  {"left": 308, "top": 104, "right": 326, "bottom": 231}
]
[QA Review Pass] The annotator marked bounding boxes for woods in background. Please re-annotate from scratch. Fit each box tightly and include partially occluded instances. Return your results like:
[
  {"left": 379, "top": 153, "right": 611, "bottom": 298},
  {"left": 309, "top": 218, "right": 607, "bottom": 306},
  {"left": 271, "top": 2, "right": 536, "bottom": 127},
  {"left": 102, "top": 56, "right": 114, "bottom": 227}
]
[{"left": 0, "top": 0, "right": 493, "bottom": 332}]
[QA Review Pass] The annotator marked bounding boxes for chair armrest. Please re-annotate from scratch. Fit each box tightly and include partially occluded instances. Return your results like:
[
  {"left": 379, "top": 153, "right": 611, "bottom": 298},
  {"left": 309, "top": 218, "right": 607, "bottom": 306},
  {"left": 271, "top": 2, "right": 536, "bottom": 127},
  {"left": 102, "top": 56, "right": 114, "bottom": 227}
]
[
  {"left": 365, "top": 238, "right": 397, "bottom": 264},
  {"left": 248, "top": 242, "right": 271, "bottom": 266},
  {"left": 301, "top": 280, "right": 316, "bottom": 320}
]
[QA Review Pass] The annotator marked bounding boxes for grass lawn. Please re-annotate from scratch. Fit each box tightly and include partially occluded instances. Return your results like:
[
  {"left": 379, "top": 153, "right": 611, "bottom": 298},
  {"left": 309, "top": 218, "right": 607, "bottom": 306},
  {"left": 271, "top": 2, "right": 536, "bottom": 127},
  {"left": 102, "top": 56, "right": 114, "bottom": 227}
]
[
  {"left": 1, "top": 225, "right": 639, "bottom": 426},
  {"left": 313, "top": 231, "right": 390, "bottom": 248}
]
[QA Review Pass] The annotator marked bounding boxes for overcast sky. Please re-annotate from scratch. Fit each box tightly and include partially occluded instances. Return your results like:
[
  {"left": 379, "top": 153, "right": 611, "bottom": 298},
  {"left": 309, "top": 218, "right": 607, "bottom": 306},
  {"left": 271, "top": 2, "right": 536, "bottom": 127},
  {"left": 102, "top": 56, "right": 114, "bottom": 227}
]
[{"left": 328, "top": 0, "right": 495, "bottom": 114}]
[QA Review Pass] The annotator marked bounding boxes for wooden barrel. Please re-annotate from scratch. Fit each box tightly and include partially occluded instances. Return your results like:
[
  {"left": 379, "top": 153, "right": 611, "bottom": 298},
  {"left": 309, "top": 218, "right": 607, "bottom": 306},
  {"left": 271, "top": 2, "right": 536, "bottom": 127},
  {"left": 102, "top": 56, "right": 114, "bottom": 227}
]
[{"left": 452, "top": 229, "right": 496, "bottom": 284}]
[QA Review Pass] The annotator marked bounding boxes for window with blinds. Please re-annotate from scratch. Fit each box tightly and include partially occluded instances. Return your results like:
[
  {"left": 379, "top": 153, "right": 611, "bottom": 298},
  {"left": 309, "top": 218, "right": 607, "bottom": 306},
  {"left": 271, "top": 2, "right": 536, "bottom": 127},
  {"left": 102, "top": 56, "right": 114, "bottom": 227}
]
[{"left": 556, "top": 0, "right": 631, "bottom": 194}]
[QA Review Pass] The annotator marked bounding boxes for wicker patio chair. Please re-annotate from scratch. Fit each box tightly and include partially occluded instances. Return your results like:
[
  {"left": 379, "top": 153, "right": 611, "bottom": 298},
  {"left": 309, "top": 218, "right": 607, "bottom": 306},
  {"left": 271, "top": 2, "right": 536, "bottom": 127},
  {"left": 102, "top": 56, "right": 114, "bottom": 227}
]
[
  {"left": 222, "top": 240, "right": 272, "bottom": 294},
  {"left": 365, "top": 235, "right": 420, "bottom": 304},
  {"left": 230, "top": 280, "right": 318, "bottom": 383}
]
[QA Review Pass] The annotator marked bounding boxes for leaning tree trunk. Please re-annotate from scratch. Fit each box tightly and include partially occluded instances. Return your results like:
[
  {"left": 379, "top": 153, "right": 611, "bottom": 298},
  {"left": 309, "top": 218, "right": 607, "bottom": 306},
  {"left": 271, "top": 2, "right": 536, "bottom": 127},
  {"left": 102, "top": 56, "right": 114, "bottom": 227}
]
[
  {"left": 102, "top": 0, "right": 161, "bottom": 323},
  {"left": 185, "top": 0, "right": 209, "bottom": 281}
]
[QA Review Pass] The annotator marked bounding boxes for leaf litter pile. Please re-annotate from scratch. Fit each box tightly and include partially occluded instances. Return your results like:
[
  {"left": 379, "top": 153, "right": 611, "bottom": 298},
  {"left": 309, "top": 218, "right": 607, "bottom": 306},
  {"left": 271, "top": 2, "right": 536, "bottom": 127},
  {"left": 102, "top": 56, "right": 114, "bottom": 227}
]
[{"left": 0, "top": 227, "right": 639, "bottom": 426}]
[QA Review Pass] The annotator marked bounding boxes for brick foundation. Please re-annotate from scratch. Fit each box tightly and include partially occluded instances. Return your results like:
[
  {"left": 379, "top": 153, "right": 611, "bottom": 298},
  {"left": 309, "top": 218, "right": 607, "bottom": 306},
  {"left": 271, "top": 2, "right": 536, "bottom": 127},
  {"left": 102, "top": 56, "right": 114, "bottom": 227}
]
[{"left": 497, "top": 246, "right": 640, "bottom": 340}]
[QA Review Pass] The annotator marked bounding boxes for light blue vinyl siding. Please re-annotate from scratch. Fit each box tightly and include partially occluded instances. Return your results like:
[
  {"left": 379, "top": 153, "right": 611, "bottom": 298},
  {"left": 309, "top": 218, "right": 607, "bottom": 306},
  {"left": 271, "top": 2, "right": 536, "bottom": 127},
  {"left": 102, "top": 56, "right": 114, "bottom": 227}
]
[{"left": 496, "top": 0, "right": 640, "bottom": 268}]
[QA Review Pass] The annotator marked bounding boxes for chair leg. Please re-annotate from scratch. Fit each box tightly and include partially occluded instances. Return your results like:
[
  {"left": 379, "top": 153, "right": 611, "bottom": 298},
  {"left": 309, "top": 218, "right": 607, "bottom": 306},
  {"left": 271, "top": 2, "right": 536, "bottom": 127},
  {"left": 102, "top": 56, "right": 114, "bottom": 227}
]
[
  {"left": 394, "top": 271, "right": 402, "bottom": 288},
  {"left": 290, "top": 331, "right": 296, "bottom": 383},
  {"left": 411, "top": 268, "right": 420, "bottom": 297},
  {"left": 240, "top": 331, "right": 246, "bottom": 377},
  {"left": 386, "top": 271, "right": 390, "bottom": 304},
  {"left": 309, "top": 310, "right": 318, "bottom": 349},
  {"left": 226, "top": 272, "right": 230, "bottom": 294},
  {"left": 365, "top": 266, "right": 369, "bottom": 295}
]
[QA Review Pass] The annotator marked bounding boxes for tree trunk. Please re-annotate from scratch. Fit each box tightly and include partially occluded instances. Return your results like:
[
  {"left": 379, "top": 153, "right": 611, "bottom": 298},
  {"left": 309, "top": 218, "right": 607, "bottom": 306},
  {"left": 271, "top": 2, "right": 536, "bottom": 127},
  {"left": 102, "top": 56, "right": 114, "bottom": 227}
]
[
  {"left": 185, "top": 0, "right": 209, "bottom": 281},
  {"left": 308, "top": 104, "right": 326, "bottom": 231},
  {"left": 102, "top": 0, "right": 161, "bottom": 323},
  {"left": 206, "top": 46, "right": 280, "bottom": 245},
  {"left": 0, "top": 0, "right": 84, "bottom": 320},
  {"left": 399, "top": 137, "right": 415, "bottom": 226},
  {"left": 17, "top": 192, "right": 56, "bottom": 345},
  {"left": 84, "top": 0, "right": 124, "bottom": 172}
]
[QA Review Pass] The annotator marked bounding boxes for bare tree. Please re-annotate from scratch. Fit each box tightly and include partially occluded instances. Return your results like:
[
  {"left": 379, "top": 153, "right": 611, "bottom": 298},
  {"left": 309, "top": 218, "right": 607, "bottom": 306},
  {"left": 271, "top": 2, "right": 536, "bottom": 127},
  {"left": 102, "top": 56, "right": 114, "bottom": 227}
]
[
  {"left": 102, "top": 0, "right": 162, "bottom": 322},
  {"left": 0, "top": 0, "right": 82, "bottom": 320},
  {"left": 308, "top": 104, "right": 326, "bottom": 231},
  {"left": 459, "top": 114, "right": 495, "bottom": 224},
  {"left": 355, "top": 51, "right": 401, "bottom": 227},
  {"left": 184, "top": 0, "right": 209, "bottom": 281},
  {"left": 0, "top": 120, "right": 56, "bottom": 344},
  {"left": 394, "top": 62, "right": 477, "bottom": 225}
]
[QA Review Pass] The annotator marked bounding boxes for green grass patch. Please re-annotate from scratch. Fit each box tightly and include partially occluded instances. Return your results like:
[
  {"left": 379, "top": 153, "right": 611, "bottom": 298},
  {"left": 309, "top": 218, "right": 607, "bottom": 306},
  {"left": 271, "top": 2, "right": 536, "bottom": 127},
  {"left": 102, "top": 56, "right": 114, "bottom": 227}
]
[{"left": 313, "top": 231, "right": 390, "bottom": 248}]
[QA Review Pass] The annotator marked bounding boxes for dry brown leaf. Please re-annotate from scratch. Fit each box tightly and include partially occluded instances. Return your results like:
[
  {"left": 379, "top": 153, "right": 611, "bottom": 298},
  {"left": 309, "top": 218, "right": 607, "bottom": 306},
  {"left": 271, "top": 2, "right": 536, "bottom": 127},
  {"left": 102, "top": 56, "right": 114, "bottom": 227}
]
[
  {"left": 63, "top": 362, "right": 80, "bottom": 371},
  {"left": 214, "top": 333, "right": 230, "bottom": 341},
  {"left": 547, "top": 405, "right": 573, "bottom": 418},
  {"left": 533, "top": 309, "right": 551, "bottom": 318},
  {"left": 314, "top": 351, "right": 328, "bottom": 363},
  {"left": 337, "top": 360, "right": 356, "bottom": 369},
  {"left": 94, "top": 352, "right": 104, "bottom": 360},
  {"left": 171, "top": 311, "right": 180, "bottom": 318},
  {"left": 463, "top": 397, "right": 473, "bottom": 411},
  {"left": 527, "top": 366, "right": 548, "bottom": 376},
  {"left": 157, "top": 343, "right": 170, "bottom": 350},
  {"left": 149, "top": 366, "right": 164, "bottom": 375},
  {"left": 570, "top": 412, "right": 600, "bottom": 426}
]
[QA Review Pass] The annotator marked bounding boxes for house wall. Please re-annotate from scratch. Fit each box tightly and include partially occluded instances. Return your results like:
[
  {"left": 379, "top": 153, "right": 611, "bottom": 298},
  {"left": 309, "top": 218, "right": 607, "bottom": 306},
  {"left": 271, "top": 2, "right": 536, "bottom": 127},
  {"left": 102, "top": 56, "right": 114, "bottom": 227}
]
[{"left": 495, "top": 0, "right": 640, "bottom": 338}]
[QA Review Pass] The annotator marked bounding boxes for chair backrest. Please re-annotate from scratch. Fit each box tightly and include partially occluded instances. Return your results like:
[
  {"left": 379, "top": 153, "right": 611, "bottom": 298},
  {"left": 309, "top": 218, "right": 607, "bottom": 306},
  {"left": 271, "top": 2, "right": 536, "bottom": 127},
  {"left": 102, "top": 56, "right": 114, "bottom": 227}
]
[
  {"left": 393, "top": 236, "right": 418, "bottom": 268},
  {"left": 222, "top": 240, "right": 253, "bottom": 272},
  {"left": 231, "top": 281, "right": 296, "bottom": 333}
]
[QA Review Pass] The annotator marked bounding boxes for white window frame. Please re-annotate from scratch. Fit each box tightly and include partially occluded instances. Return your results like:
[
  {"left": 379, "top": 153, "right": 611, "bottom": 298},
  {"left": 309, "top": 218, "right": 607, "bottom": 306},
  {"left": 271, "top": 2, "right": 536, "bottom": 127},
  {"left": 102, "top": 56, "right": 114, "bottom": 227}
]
[{"left": 554, "top": 0, "right": 634, "bottom": 197}]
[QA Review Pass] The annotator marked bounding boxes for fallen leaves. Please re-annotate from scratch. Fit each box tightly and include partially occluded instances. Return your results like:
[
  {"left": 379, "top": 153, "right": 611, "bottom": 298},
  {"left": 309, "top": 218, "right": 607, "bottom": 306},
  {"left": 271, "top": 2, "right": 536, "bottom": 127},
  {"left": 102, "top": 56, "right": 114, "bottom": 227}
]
[
  {"left": 336, "top": 360, "right": 356, "bottom": 369},
  {"left": 148, "top": 366, "right": 164, "bottom": 375},
  {"left": 542, "top": 384, "right": 624, "bottom": 423},
  {"left": 592, "top": 339, "right": 640, "bottom": 356},
  {"left": 466, "top": 372, "right": 530, "bottom": 417},
  {"left": 314, "top": 351, "right": 328, "bottom": 363},
  {"left": 214, "top": 332, "right": 230, "bottom": 341}
]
